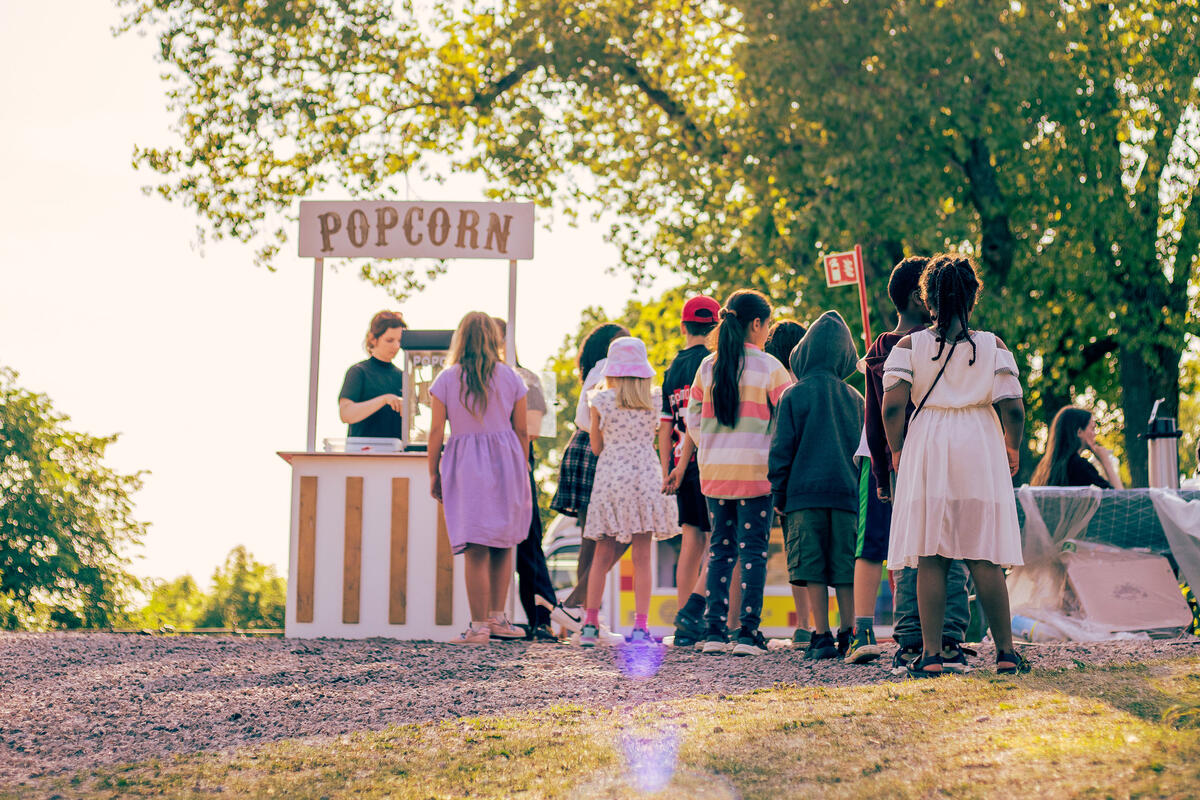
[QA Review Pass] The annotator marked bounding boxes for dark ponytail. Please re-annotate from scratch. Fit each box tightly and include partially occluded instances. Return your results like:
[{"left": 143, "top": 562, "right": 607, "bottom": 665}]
[
  {"left": 921, "top": 253, "right": 981, "bottom": 364},
  {"left": 711, "top": 290, "right": 772, "bottom": 427}
]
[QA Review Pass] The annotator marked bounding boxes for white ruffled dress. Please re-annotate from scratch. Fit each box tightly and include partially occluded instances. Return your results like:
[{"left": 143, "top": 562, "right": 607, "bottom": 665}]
[
  {"left": 883, "top": 329, "right": 1025, "bottom": 568},
  {"left": 583, "top": 387, "right": 680, "bottom": 542}
]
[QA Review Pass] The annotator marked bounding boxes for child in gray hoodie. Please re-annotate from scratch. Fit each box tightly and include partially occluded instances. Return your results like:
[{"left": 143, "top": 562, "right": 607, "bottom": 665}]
[{"left": 768, "top": 311, "right": 864, "bottom": 660}]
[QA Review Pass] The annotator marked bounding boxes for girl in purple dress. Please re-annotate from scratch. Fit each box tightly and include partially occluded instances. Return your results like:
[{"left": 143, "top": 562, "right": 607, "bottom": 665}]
[{"left": 428, "top": 312, "right": 533, "bottom": 645}]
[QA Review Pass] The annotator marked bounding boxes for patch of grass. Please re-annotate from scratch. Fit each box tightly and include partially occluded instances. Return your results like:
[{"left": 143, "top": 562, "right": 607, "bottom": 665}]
[{"left": 5, "top": 657, "right": 1200, "bottom": 800}]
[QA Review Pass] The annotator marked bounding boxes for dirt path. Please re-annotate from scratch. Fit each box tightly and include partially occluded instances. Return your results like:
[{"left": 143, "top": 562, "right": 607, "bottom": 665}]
[{"left": 1, "top": 632, "right": 1196, "bottom": 785}]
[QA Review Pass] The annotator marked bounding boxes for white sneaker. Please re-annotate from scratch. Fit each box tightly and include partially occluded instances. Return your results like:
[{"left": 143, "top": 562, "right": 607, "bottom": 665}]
[
  {"left": 537, "top": 596, "right": 583, "bottom": 633},
  {"left": 567, "top": 622, "right": 625, "bottom": 646}
]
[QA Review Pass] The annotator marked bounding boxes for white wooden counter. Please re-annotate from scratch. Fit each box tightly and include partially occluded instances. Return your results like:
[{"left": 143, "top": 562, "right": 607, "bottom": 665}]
[{"left": 278, "top": 452, "right": 469, "bottom": 640}]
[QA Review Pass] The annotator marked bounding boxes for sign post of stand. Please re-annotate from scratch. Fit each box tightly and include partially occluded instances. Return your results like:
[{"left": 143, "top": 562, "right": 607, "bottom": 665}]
[
  {"left": 822, "top": 244, "right": 873, "bottom": 352},
  {"left": 297, "top": 200, "right": 535, "bottom": 452}
]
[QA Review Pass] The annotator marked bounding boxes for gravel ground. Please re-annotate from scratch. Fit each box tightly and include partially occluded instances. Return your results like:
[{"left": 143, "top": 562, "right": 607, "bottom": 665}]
[{"left": 1, "top": 632, "right": 1197, "bottom": 785}]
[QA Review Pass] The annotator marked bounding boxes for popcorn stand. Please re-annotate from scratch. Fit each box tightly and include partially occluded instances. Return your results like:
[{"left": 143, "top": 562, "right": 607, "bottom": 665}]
[{"left": 279, "top": 200, "right": 534, "bottom": 640}]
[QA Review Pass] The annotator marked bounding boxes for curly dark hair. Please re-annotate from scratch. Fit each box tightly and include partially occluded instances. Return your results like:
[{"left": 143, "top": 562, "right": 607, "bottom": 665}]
[
  {"left": 888, "top": 256, "right": 929, "bottom": 313},
  {"left": 920, "top": 253, "right": 982, "bottom": 364}
]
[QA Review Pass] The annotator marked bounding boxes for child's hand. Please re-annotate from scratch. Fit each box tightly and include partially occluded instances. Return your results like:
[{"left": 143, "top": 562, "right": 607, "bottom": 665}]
[
  {"left": 430, "top": 473, "right": 443, "bottom": 502},
  {"left": 663, "top": 466, "right": 684, "bottom": 494}
]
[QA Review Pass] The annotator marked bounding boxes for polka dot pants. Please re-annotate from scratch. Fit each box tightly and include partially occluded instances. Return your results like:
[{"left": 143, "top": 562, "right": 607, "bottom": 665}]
[{"left": 703, "top": 494, "right": 772, "bottom": 632}]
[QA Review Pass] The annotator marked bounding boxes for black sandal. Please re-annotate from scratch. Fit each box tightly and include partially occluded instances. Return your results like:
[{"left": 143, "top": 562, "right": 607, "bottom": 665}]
[
  {"left": 996, "top": 648, "right": 1030, "bottom": 675},
  {"left": 906, "top": 652, "right": 944, "bottom": 679}
]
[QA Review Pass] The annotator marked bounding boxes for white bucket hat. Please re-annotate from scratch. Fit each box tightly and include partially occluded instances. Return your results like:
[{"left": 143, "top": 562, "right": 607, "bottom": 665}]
[{"left": 604, "top": 336, "right": 655, "bottom": 379}]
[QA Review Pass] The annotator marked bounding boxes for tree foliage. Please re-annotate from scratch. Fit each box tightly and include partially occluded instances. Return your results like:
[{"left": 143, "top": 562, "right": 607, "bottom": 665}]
[
  {"left": 0, "top": 368, "right": 146, "bottom": 629},
  {"left": 118, "top": 0, "right": 1200, "bottom": 484},
  {"left": 131, "top": 546, "right": 286, "bottom": 630}
]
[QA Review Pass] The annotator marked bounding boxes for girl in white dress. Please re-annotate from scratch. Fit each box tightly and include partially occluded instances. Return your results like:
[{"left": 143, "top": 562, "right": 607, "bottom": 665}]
[
  {"left": 881, "top": 254, "right": 1029, "bottom": 676},
  {"left": 580, "top": 337, "right": 680, "bottom": 645}
]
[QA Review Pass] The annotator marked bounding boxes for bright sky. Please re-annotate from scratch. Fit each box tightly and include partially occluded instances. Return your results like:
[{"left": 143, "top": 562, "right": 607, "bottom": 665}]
[{"left": 0, "top": 2, "right": 675, "bottom": 584}]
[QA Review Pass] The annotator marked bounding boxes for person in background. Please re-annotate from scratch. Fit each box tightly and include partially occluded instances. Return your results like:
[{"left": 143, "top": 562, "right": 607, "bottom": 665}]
[
  {"left": 338, "top": 310, "right": 408, "bottom": 439},
  {"left": 686, "top": 290, "right": 792, "bottom": 657},
  {"left": 660, "top": 296, "right": 720, "bottom": 649},
  {"left": 428, "top": 312, "right": 532, "bottom": 645},
  {"left": 882, "top": 254, "right": 1029, "bottom": 677},
  {"left": 856, "top": 257, "right": 973, "bottom": 672},
  {"left": 768, "top": 312, "right": 864, "bottom": 661},
  {"left": 549, "top": 323, "right": 630, "bottom": 630},
  {"left": 493, "top": 317, "right": 559, "bottom": 642},
  {"left": 579, "top": 337, "right": 680, "bottom": 645},
  {"left": 1031, "top": 406, "right": 1124, "bottom": 489},
  {"left": 763, "top": 318, "right": 814, "bottom": 647}
]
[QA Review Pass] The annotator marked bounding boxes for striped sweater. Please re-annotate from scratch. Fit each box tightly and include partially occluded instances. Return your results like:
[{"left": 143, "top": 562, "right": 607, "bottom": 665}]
[{"left": 685, "top": 344, "right": 793, "bottom": 498}]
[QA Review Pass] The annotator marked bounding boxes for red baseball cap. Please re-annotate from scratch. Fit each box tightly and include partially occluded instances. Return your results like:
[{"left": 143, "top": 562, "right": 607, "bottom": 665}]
[{"left": 681, "top": 295, "right": 720, "bottom": 323}]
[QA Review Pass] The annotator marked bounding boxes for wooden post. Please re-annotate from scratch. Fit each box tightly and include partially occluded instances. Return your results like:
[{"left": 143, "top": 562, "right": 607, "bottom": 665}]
[
  {"left": 854, "top": 244, "right": 872, "bottom": 353},
  {"left": 506, "top": 259, "right": 517, "bottom": 366},
  {"left": 389, "top": 477, "right": 410, "bottom": 624},
  {"left": 306, "top": 257, "right": 325, "bottom": 452},
  {"left": 435, "top": 504, "right": 454, "bottom": 625},
  {"left": 296, "top": 476, "right": 318, "bottom": 623},
  {"left": 342, "top": 477, "right": 363, "bottom": 624}
]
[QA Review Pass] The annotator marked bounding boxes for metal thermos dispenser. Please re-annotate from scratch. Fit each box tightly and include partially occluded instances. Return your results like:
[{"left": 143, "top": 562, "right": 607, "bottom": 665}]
[{"left": 1144, "top": 398, "right": 1183, "bottom": 489}]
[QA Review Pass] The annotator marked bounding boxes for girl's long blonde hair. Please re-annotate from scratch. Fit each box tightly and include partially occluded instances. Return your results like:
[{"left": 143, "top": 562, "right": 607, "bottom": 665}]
[
  {"left": 606, "top": 376, "right": 654, "bottom": 411},
  {"left": 448, "top": 311, "right": 502, "bottom": 418}
]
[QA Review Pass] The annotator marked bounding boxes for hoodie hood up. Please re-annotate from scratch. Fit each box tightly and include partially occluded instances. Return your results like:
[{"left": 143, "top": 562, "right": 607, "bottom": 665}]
[{"left": 790, "top": 310, "right": 859, "bottom": 380}]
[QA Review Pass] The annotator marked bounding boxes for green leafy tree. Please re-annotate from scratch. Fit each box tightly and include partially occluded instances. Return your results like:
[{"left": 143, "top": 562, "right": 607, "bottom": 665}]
[
  {"left": 129, "top": 574, "right": 206, "bottom": 630},
  {"left": 0, "top": 367, "right": 145, "bottom": 629},
  {"left": 117, "top": 0, "right": 1200, "bottom": 484},
  {"left": 195, "top": 546, "right": 286, "bottom": 630}
]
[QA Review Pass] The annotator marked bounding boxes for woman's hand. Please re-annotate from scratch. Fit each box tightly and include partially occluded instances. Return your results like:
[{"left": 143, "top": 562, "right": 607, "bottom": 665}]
[
  {"left": 1007, "top": 445, "right": 1020, "bottom": 477},
  {"left": 382, "top": 393, "right": 403, "bottom": 413},
  {"left": 430, "top": 472, "right": 443, "bottom": 502},
  {"left": 891, "top": 449, "right": 902, "bottom": 472}
]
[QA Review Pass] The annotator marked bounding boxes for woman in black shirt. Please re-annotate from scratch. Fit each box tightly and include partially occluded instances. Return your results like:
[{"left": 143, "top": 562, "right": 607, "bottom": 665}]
[
  {"left": 1031, "top": 406, "right": 1124, "bottom": 489},
  {"left": 338, "top": 310, "right": 408, "bottom": 438}
]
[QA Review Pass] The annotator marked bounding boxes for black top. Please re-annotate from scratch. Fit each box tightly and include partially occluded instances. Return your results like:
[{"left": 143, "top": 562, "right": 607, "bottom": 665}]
[
  {"left": 661, "top": 344, "right": 710, "bottom": 470},
  {"left": 338, "top": 357, "right": 404, "bottom": 438},
  {"left": 1065, "top": 452, "right": 1112, "bottom": 489}
]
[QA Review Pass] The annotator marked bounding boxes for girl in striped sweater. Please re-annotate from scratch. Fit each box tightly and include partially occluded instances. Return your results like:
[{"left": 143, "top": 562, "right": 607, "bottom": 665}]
[{"left": 686, "top": 290, "right": 792, "bottom": 656}]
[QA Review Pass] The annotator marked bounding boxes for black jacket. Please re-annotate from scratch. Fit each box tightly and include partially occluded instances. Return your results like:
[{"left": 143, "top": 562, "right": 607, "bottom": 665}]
[{"left": 768, "top": 311, "right": 865, "bottom": 513}]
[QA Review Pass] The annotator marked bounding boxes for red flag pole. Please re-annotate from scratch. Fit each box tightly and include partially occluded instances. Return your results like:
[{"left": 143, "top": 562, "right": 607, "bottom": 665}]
[{"left": 854, "top": 244, "right": 872, "bottom": 352}]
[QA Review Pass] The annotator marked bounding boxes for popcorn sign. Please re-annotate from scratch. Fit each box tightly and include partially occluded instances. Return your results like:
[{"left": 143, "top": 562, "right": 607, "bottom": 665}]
[{"left": 823, "top": 249, "right": 861, "bottom": 288}]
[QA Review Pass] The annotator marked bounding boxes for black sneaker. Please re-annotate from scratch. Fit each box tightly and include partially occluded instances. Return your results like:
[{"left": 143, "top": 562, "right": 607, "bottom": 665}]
[
  {"left": 673, "top": 605, "right": 707, "bottom": 640},
  {"left": 891, "top": 644, "right": 922, "bottom": 675},
  {"left": 844, "top": 627, "right": 884, "bottom": 664},
  {"left": 701, "top": 627, "right": 732, "bottom": 654},
  {"left": 940, "top": 639, "right": 972, "bottom": 673},
  {"left": 836, "top": 627, "right": 852, "bottom": 657},
  {"left": 672, "top": 629, "right": 698, "bottom": 648},
  {"left": 806, "top": 631, "right": 840, "bottom": 660},
  {"left": 526, "top": 623, "right": 559, "bottom": 643},
  {"left": 732, "top": 627, "right": 769, "bottom": 656}
]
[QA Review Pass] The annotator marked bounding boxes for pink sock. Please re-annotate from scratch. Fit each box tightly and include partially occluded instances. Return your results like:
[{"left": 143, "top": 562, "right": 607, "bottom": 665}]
[
  {"left": 584, "top": 608, "right": 600, "bottom": 626},
  {"left": 634, "top": 613, "right": 648, "bottom": 630}
]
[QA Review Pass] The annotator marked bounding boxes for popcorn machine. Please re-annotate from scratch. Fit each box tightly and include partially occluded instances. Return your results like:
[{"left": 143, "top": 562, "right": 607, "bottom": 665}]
[{"left": 400, "top": 329, "right": 454, "bottom": 451}]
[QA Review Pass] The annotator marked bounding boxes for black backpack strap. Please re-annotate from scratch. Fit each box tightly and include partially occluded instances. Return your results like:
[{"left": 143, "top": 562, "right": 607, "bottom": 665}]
[{"left": 908, "top": 337, "right": 958, "bottom": 427}]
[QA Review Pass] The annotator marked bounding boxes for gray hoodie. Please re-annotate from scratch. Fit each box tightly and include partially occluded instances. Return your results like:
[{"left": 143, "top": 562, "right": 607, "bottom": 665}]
[{"left": 767, "top": 311, "right": 865, "bottom": 513}]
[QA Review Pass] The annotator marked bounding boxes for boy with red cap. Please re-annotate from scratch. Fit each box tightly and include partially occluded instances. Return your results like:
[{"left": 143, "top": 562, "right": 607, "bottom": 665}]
[{"left": 661, "top": 295, "right": 720, "bottom": 647}]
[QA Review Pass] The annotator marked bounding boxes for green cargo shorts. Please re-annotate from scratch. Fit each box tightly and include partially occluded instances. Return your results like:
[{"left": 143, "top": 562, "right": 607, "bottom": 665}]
[{"left": 783, "top": 508, "right": 857, "bottom": 586}]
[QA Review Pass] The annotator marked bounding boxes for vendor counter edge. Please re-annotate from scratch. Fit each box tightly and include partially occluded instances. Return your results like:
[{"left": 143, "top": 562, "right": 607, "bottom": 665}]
[{"left": 278, "top": 451, "right": 468, "bottom": 640}]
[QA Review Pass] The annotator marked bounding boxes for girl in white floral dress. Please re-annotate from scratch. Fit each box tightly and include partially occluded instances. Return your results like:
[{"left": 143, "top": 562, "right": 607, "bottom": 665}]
[{"left": 580, "top": 337, "right": 680, "bottom": 645}]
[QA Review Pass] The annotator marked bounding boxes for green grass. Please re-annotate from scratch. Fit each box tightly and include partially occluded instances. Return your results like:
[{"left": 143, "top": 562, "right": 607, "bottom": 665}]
[{"left": 7, "top": 657, "right": 1200, "bottom": 800}]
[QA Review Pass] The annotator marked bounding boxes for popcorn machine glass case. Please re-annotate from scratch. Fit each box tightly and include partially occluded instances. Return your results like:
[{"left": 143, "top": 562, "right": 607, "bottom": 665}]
[{"left": 401, "top": 330, "right": 454, "bottom": 450}]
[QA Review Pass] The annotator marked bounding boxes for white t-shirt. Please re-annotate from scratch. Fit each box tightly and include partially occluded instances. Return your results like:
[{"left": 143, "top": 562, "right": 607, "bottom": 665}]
[{"left": 573, "top": 359, "right": 607, "bottom": 432}]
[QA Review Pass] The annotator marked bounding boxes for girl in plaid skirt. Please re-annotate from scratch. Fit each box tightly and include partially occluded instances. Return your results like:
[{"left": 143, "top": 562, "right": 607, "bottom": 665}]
[{"left": 552, "top": 322, "right": 629, "bottom": 608}]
